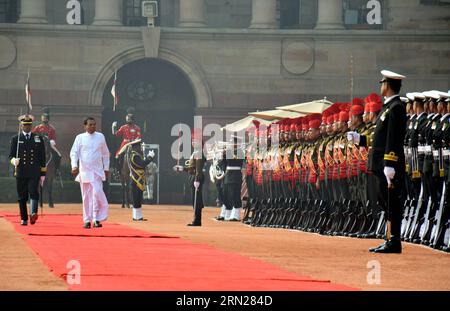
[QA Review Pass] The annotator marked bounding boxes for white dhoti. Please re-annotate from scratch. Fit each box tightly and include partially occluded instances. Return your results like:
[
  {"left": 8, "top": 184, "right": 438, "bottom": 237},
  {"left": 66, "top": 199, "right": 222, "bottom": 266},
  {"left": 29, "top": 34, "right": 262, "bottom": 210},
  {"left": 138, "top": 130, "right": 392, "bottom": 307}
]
[{"left": 80, "top": 175, "right": 109, "bottom": 222}]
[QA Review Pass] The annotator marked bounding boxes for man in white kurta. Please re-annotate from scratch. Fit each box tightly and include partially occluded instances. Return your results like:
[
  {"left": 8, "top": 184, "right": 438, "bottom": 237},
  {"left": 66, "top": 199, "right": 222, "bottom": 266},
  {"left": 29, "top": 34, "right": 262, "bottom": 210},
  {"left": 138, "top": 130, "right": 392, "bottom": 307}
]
[{"left": 70, "top": 117, "right": 110, "bottom": 228}]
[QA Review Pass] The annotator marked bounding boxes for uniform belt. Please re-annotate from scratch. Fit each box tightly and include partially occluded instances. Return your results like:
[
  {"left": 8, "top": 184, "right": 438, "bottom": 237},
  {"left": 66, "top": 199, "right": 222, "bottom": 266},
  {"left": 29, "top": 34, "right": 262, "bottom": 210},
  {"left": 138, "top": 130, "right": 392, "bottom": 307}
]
[{"left": 226, "top": 166, "right": 242, "bottom": 171}]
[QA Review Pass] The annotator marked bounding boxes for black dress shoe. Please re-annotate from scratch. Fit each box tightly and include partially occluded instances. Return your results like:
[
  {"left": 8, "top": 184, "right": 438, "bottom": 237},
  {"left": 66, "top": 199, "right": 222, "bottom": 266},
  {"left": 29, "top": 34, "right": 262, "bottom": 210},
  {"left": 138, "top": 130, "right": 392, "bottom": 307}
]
[
  {"left": 369, "top": 241, "right": 388, "bottom": 252},
  {"left": 372, "top": 240, "right": 402, "bottom": 254},
  {"left": 30, "top": 213, "right": 38, "bottom": 225},
  {"left": 21, "top": 220, "right": 28, "bottom": 226},
  {"left": 187, "top": 223, "right": 201, "bottom": 227},
  {"left": 93, "top": 221, "right": 102, "bottom": 228},
  {"left": 229, "top": 218, "right": 240, "bottom": 222},
  {"left": 132, "top": 218, "right": 147, "bottom": 221},
  {"left": 83, "top": 222, "right": 91, "bottom": 229},
  {"left": 215, "top": 216, "right": 225, "bottom": 221}
]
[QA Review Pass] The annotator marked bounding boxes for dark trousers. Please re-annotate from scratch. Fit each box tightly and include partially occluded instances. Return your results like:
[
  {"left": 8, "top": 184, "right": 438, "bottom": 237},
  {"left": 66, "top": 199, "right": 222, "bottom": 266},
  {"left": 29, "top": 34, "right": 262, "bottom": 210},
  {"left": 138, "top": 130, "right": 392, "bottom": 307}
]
[
  {"left": 224, "top": 182, "right": 242, "bottom": 210},
  {"left": 191, "top": 183, "right": 204, "bottom": 224},
  {"left": 215, "top": 180, "right": 225, "bottom": 206},
  {"left": 374, "top": 171, "right": 405, "bottom": 240},
  {"left": 16, "top": 176, "right": 39, "bottom": 221},
  {"left": 132, "top": 182, "right": 143, "bottom": 209}
]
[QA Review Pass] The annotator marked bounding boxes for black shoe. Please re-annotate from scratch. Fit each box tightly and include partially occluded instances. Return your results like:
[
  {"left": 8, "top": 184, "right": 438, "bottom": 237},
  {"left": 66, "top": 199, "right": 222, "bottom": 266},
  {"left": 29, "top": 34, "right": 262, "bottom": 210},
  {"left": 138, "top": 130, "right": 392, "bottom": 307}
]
[
  {"left": 83, "top": 222, "right": 91, "bottom": 229},
  {"left": 369, "top": 241, "right": 388, "bottom": 252},
  {"left": 372, "top": 240, "right": 402, "bottom": 254},
  {"left": 187, "top": 222, "right": 201, "bottom": 227},
  {"left": 229, "top": 218, "right": 240, "bottom": 222},
  {"left": 21, "top": 220, "right": 28, "bottom": 226},
  {"left": 133, "top": 218, "right": 147, "bottom": 221},
  {"left": 30, "top": 213, "right": 38, "bottom": 225},
  {"left": 93, "top": 221, "right": 102, "bottom": 228},
  {"left": 215, "top": 216, "right": 225, "bottom": 221}
]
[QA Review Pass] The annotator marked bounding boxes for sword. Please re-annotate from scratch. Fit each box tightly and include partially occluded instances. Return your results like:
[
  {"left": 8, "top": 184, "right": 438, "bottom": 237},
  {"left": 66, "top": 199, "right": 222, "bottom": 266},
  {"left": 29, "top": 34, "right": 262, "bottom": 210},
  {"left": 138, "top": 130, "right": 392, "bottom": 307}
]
[
  {"left": 39, "top": 184, "right": 43, "bottom": 217},
  {"left": 58, "top": 173, "right": 64, "bottom": 189},
  {"left": 193, "top": 184, "right": 199, "bottom": 214},
  {"left": 387, "top": 182, "right": 394, "bottom": 241}
]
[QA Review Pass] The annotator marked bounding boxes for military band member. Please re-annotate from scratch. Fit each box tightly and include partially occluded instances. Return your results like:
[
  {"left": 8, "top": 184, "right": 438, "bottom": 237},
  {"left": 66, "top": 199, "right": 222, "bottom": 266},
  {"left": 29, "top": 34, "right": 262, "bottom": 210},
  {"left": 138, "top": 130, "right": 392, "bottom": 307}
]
[
  {"left": 32, "top": 107, "right": 62, "bottom": 172},
  {"left": 127, "top": 139, "right": 154, "bottom": 221},
  {"left": 348, "top": 70, "right": 407, "bottom": 253},
  {"left": 9, "top": 115, "right": 46, "bottom": 226}
]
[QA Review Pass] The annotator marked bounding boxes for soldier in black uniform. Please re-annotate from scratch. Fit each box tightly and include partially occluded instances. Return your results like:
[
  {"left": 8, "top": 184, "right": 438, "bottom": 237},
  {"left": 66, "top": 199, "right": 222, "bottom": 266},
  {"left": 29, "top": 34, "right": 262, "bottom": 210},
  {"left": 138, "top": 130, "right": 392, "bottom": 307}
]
[
  {"left": 128, "top": 139, "right": 154, "bottom": 221},
  {"left": 348, "top": 70, "right": 407, "bottom": 253},
  {"left": 9, "top": 115, "right": 46, "bottom": 226},
  {"left": 223, "top": 138, "right": 244, "bottom": 221}
]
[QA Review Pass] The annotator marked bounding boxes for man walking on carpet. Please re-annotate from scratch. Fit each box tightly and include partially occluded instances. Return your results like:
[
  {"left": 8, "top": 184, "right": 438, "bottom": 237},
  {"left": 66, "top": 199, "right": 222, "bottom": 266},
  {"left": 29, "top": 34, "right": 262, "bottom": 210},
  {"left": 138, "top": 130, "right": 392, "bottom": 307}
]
[{"left": 70, "top": 117, "right": 110, "bottom": 229}]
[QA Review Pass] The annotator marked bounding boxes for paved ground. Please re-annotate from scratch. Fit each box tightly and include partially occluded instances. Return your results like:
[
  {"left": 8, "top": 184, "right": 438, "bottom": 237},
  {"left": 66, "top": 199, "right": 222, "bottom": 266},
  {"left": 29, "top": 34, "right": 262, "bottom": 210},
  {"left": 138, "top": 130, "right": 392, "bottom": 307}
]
[{"left": 1, "top": 203, "right": 449, "bottom": 291}]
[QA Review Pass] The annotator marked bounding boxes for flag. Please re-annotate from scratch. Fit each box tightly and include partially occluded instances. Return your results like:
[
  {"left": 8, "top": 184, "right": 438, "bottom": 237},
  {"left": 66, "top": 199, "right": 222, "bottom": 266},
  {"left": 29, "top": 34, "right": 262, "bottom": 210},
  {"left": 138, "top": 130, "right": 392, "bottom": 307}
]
[
  {"left": 25, "top": 70, "right": 32, "bottom": 112},
  {"left": 111, "top": 71, "right": 118, "bottom": 111}
]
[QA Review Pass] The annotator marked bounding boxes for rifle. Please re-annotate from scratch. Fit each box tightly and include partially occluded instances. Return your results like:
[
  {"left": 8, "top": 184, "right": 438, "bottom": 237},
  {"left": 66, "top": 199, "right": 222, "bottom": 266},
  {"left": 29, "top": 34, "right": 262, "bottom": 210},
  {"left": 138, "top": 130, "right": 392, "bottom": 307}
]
[
  {"left": 430, "top": 181, "right": 446, "bottom": 247},
  {"left": 401, "top": 198, "right": 411, "bottom": 238},
  {"left": 407, "top": 184, "right": 425, "bottom": 241},
  {"left": 417, "top": 197, "right": 433, "bottom": 243}
]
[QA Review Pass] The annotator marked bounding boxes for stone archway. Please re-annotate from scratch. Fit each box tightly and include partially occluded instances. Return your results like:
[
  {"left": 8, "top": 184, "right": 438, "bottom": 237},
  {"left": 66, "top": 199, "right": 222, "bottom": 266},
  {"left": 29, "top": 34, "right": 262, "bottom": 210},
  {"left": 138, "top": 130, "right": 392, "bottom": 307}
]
[
  {"left": 90, "top": 46, "right": 212, "bottom": 204},
  {"left": 89, "top": 45, "right": 212, "bottom": 110}
]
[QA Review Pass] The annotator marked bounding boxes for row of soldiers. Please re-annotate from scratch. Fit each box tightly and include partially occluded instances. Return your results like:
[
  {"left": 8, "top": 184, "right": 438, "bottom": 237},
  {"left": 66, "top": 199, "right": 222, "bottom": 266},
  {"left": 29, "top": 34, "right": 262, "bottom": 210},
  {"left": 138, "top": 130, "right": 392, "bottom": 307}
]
[{"left": 242, "top": 90, "right": 450, "bottom": 253}]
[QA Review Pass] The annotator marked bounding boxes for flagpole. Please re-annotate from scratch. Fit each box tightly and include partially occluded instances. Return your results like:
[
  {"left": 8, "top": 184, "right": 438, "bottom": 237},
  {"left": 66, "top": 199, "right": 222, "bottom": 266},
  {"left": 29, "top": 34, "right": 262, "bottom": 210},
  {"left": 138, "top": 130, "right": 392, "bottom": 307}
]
[
  {"left": 26, "top": 68, "right": 31, "bottom": 115},
  {"left": 112, "top": 70, "right": 117, "bottom": 112},
  {"left": 177, "top": 123, "right": 182, "bottom": 167}
]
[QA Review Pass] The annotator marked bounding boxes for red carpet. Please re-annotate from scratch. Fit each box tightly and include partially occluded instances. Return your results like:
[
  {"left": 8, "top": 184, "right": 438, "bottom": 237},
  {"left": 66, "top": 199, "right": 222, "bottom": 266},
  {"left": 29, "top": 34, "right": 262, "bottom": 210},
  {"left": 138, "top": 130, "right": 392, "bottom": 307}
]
[{"left": 1, "top": 213, "right": 357, "bottom": 291}]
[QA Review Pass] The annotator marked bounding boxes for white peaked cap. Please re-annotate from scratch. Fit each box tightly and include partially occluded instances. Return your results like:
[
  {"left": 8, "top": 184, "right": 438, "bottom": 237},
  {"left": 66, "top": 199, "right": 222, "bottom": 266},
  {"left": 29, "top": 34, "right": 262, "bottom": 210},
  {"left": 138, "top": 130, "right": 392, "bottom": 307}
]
[{"left": 381, "top": 70, "right": 406, "bottom": 80}]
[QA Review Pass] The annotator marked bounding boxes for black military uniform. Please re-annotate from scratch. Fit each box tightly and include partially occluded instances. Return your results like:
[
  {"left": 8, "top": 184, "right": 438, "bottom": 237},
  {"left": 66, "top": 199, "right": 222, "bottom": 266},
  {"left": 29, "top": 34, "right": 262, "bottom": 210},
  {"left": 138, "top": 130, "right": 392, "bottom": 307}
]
[
  {"left": 129, "top": 140, "right": 154, "bottom": 220},
  {"left": 223, "top": 155, "right": 244, "bottom": 221},
  {"left": 9, "top": 115, "right": 46, "bottom": 225},
  {"left": 358, "top": 71, "right": 407, "bottom": 253}
]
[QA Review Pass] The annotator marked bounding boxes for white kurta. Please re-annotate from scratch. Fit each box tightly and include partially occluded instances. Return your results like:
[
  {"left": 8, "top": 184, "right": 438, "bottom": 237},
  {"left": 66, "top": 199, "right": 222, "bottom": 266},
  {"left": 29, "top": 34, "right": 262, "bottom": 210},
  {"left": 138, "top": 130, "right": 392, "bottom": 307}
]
[{"left": 70, "top": 132, "right": 110, "bottom": 222}]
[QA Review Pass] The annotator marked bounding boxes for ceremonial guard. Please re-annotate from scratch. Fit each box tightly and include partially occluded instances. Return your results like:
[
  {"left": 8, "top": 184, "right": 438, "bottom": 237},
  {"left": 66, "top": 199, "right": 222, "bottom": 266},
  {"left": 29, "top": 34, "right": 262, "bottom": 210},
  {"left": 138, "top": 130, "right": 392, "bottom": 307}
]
[
  {"left": 174, "top": 129, "right": 206, "bottom": 226},
  {"left": 112, "top": 107, "right": 142, "bottom": 159},
  {"left": 9, "top": 115, "right": 46, "bottom": 225},
  {"left": 223, "top": 137, "right": 245, "bottom": 221},
  {"left": 348, "top": 70, "right": 407, "bottom": 253},
  {"left": 32, "top": 107, "right": 62, "bottom": 172}
]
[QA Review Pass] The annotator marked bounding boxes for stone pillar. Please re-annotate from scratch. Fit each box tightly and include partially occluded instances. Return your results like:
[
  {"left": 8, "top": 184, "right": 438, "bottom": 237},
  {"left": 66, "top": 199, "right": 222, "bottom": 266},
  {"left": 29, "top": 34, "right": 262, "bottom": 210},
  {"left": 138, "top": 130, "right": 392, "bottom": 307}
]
[
  {"left": 315, "top": 0, "right": 344, "bottom": 29},
  {"left": 249, "top": 0, "right": 277, "bottom": 29},
  {"left": 93, "top": 0, "right": 122, "bottom": 26},
  {"left": 178, "top": 0, "right": 205, "bottom": 27},
  {"left": 18, "top": 0, "right": 47, "bottom": 24}
]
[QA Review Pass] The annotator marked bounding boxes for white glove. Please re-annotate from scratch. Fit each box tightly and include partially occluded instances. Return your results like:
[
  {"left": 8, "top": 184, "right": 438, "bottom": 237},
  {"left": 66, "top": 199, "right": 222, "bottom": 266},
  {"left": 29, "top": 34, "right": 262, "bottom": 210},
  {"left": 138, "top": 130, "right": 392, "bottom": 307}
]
[
  {"left": 112, "top": 121, "right": 117, "bottom": 134},
  {"left": 40, "top": 176, "right": 46, "bottom": 187},
  {"left": 50, "top": 140, "right": 56, "bottom": 147},
  {"left": 148, "top": 150, "right": 155, "bottom": 158},
  {"left": 10, "top": 157, "right": 20, "bottom": 167},
  {"left": 347, "top": 131, "right": 360, "bottom": 145},
  {"left": 194, "top": 181, "right": 200, "bottom": 189},
  {"left": 383, "top": 166, "right": 395, "bottom": 185}
]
